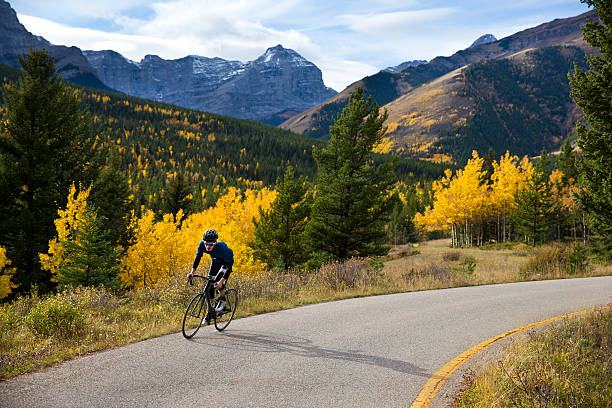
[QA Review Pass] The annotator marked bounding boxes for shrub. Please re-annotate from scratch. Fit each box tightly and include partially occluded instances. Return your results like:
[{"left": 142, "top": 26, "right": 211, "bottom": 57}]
[
  {"left": 443, "top": 251, "right": 461, "bottom": 262},
  {"left": 313, "top": 258, "right": 370, "bottom": 290},
  {"left": 0, "top": 304, "right": 17, "bottom": 327},
  {"left": 519, "top": 243, "right": 592, "bottom": 279},
  {"left": 25, "top": 296, "right": 85, "bottom": 338},
  {"left": 403, "top": 262, "right": 452, "bottom": 281},
  {"left": 460, "top": 255, "right": 477, "bottom": 276},
  {"left": 567, "top": 243, "right": 589, "bottom": 275}
]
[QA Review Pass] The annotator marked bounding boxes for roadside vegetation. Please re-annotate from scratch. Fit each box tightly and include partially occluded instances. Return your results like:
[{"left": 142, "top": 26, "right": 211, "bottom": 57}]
[
  {"left": 455, "top": 308, "right": 611, "bottom": 408},
  {"left": 1, "top": 239, "right": 610, "bottom": 380}
]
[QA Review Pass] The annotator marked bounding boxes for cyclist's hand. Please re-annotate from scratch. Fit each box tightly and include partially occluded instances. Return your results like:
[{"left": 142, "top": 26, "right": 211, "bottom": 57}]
[
  {"left": 214, "top": 278, "right": 225, "bottom": 289},
  {"left": 187, "top": 271, "right": 194, "bottom": 284}
]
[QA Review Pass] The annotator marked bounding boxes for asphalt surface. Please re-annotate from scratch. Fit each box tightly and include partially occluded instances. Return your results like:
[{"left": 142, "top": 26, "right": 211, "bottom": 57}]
[{"left": 1, "top": 276, "right": 611, "bottom": 408}]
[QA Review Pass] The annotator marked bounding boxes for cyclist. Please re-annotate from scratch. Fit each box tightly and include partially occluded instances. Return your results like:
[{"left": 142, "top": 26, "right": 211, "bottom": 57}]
[{"left": 187, "top": 229, "right": 234, "bottom": 325}]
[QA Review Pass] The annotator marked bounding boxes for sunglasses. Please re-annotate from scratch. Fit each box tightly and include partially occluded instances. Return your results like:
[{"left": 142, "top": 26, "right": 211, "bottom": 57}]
[{"left": 204, "top": 241, "right": 216, "bottom": 247}]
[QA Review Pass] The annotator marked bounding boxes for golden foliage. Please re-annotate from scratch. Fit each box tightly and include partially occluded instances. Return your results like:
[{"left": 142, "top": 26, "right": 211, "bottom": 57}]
[
  {"left": 414, "top": 151, "right": 537, "bottom": 246},
  {"left": 373, "top": 136, "right": 394, "bottom": 154},
  {"left": 489, "top": 151, "right": 533, "bottom": 217},
  {"left": 120, "top": 187, "right": 277, "bottom": 288},
  {"left": 384, "top": 122, "right": 400, "bottom": 134},
  {"left": 39, "top": 183, "right": 91, "bottom": 281},
  {"left": 424, "top": 154, "right": 453, "bottom": 164},
  {"left": 0, "top": 246, "right": 17, "bottom": 299}
]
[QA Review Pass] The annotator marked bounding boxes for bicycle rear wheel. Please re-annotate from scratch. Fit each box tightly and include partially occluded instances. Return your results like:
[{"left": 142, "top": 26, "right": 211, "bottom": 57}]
[
  {"left": 182, "top": 293, "right": 209, "bottom": 339},
  {"left": 214, "top": 288, "right": 238, "bottom": 331}
]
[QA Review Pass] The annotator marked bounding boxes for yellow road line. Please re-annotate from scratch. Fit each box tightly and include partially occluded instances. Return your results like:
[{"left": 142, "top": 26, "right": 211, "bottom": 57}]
[{"left": 410, "top": 306, "right": 609, "bottom": 408}]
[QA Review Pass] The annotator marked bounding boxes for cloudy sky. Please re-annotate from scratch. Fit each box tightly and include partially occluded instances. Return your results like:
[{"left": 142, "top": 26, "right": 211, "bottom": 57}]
[{"left": 9, "top": 0, "right": 591, "bottom": 91}]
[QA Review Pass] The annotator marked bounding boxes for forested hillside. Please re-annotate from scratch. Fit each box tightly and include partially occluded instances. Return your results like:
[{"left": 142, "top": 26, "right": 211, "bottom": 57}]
[
  {"left": 382, "top": 46, "right": 589, "bottom": 164},
  {"left": 1, "top": 63, "right": 449, "bottom": 209}
]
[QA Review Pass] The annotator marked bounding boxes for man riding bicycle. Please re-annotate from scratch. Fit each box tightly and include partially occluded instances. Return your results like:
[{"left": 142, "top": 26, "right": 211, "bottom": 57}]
[{"left": 187, "top": 229, "right": 234, "bottom": 325}]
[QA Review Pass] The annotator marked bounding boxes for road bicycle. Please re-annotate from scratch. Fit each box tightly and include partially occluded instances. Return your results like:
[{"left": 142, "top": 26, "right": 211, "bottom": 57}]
[{"left": 182, "top": 272, "right": 238, "bottom": 339}]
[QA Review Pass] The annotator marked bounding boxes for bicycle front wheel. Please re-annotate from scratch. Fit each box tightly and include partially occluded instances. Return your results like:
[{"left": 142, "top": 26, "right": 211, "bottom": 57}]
[
  {"left": 182, "top": 293, "right": 209, "bottom": 339},
  {"left": 214, "top": 288, "right": 238, "bottom": 331}
]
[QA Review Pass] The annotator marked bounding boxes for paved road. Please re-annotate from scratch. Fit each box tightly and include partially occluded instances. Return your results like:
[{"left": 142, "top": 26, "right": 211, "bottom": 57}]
[{"left": 1, "top": 276, "right": 611, "bottom": 408}]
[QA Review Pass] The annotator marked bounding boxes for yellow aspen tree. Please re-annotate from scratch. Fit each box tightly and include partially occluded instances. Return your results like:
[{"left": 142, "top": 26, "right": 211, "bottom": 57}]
[
  {"left": 414, "top": 151, "right": 488, "bottom": 247},
  {"left": 181, "top": 187, "right": 277, "bottom": 277},
  {"left": 549, "top": 169, "right": 582, "bottom": 241},
  {"left": 120, "top": 209, "right": 190, "bottom": 288},
  {"left": 489, "top": 152, "right": 533, "bottom": 242},
  {"left": 0, "top": 246, "right": 17, "bottom": 299},
  {"left": 120, "top": 187, "right": 277, "bottom": 288},
  {"left": 39, "top": 183, "right": 90, "bottom": 280}
]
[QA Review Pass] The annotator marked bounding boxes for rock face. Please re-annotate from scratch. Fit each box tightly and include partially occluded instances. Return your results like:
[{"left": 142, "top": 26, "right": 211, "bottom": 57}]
[
  {"left": 84, "top": 45, "right": 337, "bottom": 120},
  {"left": 469, "top": 34, "right": 497, "bottom": 48},
  {"left": 0, "top": 0, "right": 111, "bottom": 90}
]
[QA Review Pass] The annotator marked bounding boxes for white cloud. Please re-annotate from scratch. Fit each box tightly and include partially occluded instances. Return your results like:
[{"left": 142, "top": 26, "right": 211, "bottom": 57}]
[{"left": 339, "top": 8, "right": 457, "bottom": 37}]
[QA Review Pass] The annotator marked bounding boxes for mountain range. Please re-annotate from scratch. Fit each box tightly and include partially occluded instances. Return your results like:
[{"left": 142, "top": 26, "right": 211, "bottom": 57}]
[
  {"left": 281, "top": 11, "right": 597, "bottom": 163},
  {"left": 0, "top": 0, "right": 336, "bottom": 121}
]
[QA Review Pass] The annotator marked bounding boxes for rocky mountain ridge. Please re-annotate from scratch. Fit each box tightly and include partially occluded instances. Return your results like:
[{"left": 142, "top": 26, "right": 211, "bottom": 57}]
[
  {"left": 382, "top": 60, "right": 428, "bottom": 73},
  {"left": 83, "top": 44, "right": 336, "bottom": 120},
  {"left": 469, "top": 34, "right": 497, "bottom": 48},
  {"left": 0, "top": 0, "right": 335, "bottom": 121},
  {"left": 0, "top": 0, "right": 111, "bottom": 90}
]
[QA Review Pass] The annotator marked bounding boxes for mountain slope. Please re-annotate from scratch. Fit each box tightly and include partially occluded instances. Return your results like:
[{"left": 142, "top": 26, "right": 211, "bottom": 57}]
[
  {"left": 281, "top": 10, "right": 596, "bottom": 146},
  {"left": 381, "top": 46, "right": 588, "bottom": 162}
]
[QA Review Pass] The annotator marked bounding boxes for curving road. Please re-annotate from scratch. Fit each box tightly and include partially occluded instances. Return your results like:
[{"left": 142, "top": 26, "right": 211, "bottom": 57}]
[{"left": 1, "top": 276, "right": 611, "bottom": 408}]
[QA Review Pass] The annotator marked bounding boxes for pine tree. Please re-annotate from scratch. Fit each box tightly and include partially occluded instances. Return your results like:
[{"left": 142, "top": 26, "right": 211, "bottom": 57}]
[
  {"left": 387, "top": 193, "right": 419, "bottom": 245},
  {"left": 58, "top": 205, "right": 121, "bottom": 289},
  {"left": 569, "top": 0, "right": 612, "bottom": 260},
  {"left": 558, "top": 138, "right": 578, "bottom": 183},
  {"left": 250, "top": 166, "right": 312, "bottom": 270},
  {"left": 160, "top": 171, "right": 193, "bottom": 218},
  {"left": 90, "top": 154, "right": 134, "bottom": 251},
  {"left": 483, "top": 147, "right": 496, "bottom": 183},
  {"left": 304, "top": 87, "right": 396, "bottom": 261},
  {"left": 512, "top": 165, "right": 555, "bottom": 245},
  {"left": 0, "top": 49, "right": 97, "bottom": 292}
]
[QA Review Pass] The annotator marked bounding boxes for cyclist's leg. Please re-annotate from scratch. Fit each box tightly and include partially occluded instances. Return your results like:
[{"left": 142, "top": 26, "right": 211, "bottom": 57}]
[
  {"left": 208, "top": 262, "right": 223, "bottom": 298},
  {"left": 218, "top": 264, "right": 232, "bottom": 298}
]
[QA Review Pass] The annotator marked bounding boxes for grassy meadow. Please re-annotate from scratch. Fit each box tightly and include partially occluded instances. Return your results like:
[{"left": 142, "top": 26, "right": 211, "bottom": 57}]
[{"left": 1, "top": 239, "right": 611, "bottom": 380}]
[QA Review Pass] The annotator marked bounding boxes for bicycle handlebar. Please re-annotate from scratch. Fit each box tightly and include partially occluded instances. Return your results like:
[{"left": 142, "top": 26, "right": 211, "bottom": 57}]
[{"left": 187, "top": 274, "right": 212, "bottom": 286}]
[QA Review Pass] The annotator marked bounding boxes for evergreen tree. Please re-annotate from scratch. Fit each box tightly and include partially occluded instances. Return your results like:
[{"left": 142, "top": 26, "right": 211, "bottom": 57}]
[
  {"left": 387, "top": 193, "right": 419, "bottom": 245},
  {"left": 90, "top": 153, "right": 134, "bottom": 250},
  {"left": 0, "top": 49, "right": 97, "bottom": 292},
  {"left": 250, "top": 166, "right": 312, "bottom": 270},
  {"left": 482, "top": 147, "right": 496, "bottom": 184},
  {"left": 558, "top": 138, "right": 578, "bottom": 183},
  {"left": 569, "top": 0, "right": 612, "bottom": 260},
  {"left": 304, "top": 87, "right": 396, "bottom": 261},
  {"left": 160, "top": 171, "right": 193, "bottom": 218},
  {"left": 58, "top": 205, "right": 121, "bottom": 289},
  {"left": 513, "top": 165, "right": 555, "bottom": 245}
]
